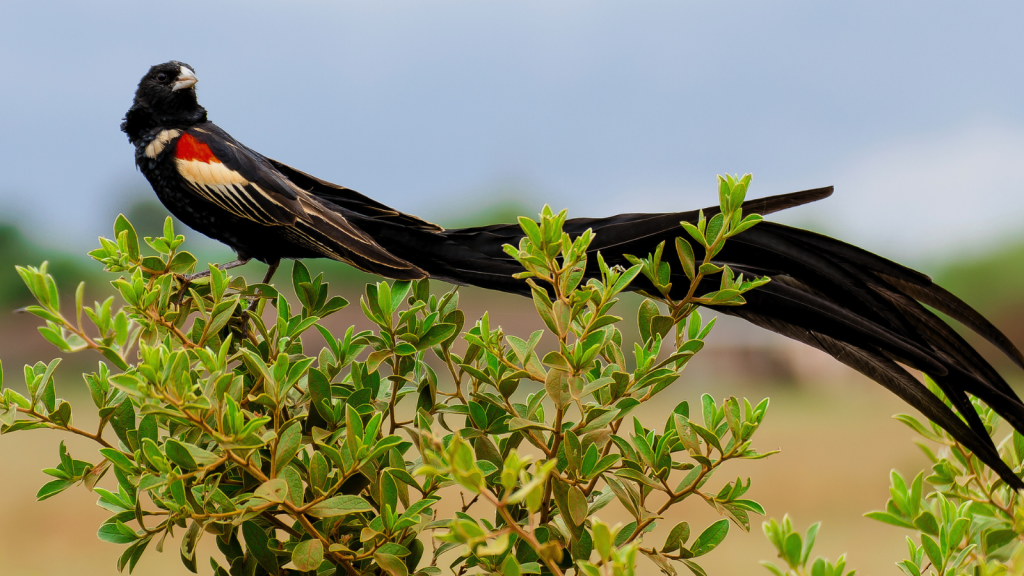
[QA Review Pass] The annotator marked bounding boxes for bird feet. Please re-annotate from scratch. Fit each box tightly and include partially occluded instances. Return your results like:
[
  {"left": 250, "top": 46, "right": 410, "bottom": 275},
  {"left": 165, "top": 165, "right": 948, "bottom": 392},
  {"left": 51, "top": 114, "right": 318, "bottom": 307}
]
[
  {"left": 240, "top": 260, "right": 281, "bottom": 314},
  {"left": 173, "top": 257, "right": 252, "bottom": 307}
]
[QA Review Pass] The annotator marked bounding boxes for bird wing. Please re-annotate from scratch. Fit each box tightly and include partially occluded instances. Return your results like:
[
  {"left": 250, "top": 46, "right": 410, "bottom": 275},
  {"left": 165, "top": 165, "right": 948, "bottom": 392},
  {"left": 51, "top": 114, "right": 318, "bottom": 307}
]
[
  {"left": 172, "top": 124, "right": 425, "bottom": 278},
  {"left": 265, "top": 158, "right": 445, "bottom": 232},
  {"left": 173, "top": 126, "right": 303, "bottom": 225}
]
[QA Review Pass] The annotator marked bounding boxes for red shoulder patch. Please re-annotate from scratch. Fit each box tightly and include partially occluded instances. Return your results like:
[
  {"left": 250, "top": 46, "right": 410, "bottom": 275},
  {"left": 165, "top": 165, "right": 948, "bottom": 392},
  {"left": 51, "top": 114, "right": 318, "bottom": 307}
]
[{"left": 175, "top": 133, "right": 221, "bottom": 164}]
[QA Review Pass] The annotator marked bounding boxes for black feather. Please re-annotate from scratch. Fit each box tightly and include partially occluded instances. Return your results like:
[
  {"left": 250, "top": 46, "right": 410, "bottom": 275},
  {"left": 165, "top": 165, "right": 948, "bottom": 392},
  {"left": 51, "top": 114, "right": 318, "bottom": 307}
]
[{"left": 124, "top": 61, "right": 1024, "bottom": 489}]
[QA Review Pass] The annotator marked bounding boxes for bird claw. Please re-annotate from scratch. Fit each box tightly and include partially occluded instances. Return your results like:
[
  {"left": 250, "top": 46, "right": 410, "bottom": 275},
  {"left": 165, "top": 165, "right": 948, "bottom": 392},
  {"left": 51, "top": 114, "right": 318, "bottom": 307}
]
[
  {"left": 177, "top": 270, "right": 211, "bottom": 283},
  {"left": 173, "top": 274, "right": 193, "bottom": 308},
  {"left": 172, "top": 269, "right": 213, "bottom": 307},
  {"left": 245, "top": 296, "right": 261, "bottom": 313}
]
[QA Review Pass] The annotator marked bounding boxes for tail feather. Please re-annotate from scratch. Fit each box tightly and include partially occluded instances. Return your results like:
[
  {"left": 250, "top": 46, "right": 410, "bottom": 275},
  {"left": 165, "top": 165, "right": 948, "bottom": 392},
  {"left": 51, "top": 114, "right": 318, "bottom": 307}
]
[
  {"left": 764, "top": 223, "right": 1024, "bottom": 370},
  {"left": 329, "top": 187, "right": 1024, "bottom": 488},
  {"left": 731, "top": 308, "right": 1015, "bottom": 485},
  {"left": 870, "top": 281, "right": 1014, "bottom": 398},
  {"left": 884, "top": 274, "right": 1024, "bottom": 371},
  {"left": 720, "top": 268, "right": 1024, "bottom": 487}
]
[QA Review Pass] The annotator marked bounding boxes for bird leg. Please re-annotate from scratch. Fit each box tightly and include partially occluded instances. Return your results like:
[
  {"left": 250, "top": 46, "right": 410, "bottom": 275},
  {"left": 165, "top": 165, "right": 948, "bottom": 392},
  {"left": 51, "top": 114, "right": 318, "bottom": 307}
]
[
  {"left": 178, "top": 257, "right": 252, "bottom": 283},
  {"left": 246, "top": 260, "right": 281, "bottom": 312},
  {"left": 175, "top": 257, "right": 252, "bottom": 306}
]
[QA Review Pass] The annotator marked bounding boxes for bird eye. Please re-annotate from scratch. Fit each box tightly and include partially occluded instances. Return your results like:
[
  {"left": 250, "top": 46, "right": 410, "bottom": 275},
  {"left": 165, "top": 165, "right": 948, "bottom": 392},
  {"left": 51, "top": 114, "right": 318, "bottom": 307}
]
[{"left": 156, "top": 73, "right": 168, "bottom": 82}]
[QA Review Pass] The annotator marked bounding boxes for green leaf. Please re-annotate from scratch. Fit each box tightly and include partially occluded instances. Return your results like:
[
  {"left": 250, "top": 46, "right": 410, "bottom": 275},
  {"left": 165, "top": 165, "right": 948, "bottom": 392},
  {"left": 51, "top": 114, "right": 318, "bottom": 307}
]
[
  {"left": 920, "top": 534, "right": 942, "bottom": 571},
  {"left": 698, "top": 262, "right": 721, "bottom": 275},
  {"left": 141, "top": 438, "right": 169, "bottom": 474},
  {"left": 638, "top": 299, "right": 659, "bottom": 343},
  {"left": 801, "top": 522, "right": 819, "bottom": 565},
  {"left": 530, "top": 285, "right": 558, "bottom": 334},
  {"left": 675, "top": 237, "right": 696, "bottom": 280},
  {"left": 364, "top": 436, "right": 406, "bottom": 463},
  {"left": 545, "top": 369, "right": 571, "bottom": 410},
  {"left": 691, "top": 519, "right": 728, "bottom": 557},
  {"left": 518, "top": 216, "right": 543, "bottom": 247},
  {"left": 615, "top": 468, "right": 663, "bottom": 490},
  {"left": 418, "top": 323, "right": 457, "bottom": 349},
  {"left": 203, "top": 297, "right": 238, "bottom": 339},
  {"left": 394, "top": 342, "right": 417, "bottom": 356},
  {"left": 610, "top": 264, "right": 643, "bottom": 296},
  {"left": 168, "top": 251, "right": 197, "bottom": 273},
  {"left": 180, "top": 521, "right": 202, "bottom": 564},
  {"left": 568, "top": 485, "right": 588, "bottom": 526},
  {"left": 255, "top": 478, "right": 289, "bottom": 503},
  {"left": 275, "top": 423, "right": 301, "bottom": 473},
  {"left": 913, "top": 511, "right": 938, "bottom": 536},
  {"left": 507, "top": 331, "right": 544, "bottom": 364},
  {"left": 896, "top": 560, "right": 922, "bottom": 576},
  {"left": 663, "top": 521, "right": 691, "bottom": 553},
  {"left": 674, "top": 414, "right": 701, "bottom": 453},
  {"left": 783, "top": 532, "right": 802, "bottom": 566},
  {"left": 98, "top": 521, "right": 137, "bottom": 544},
  {"left": 99, "top": 448, "right": 135, "bottom": 473},
  {"left": 985, "top": 529, "right": 1017, "bottom": 554},
  {"left": 291, "top": 539, "right": 324, "bottom": 572},
  {"left": 241, "top": 521, "right": 280, "bottom": 576},
  {"left": 164, "top": 439, "right": 219, "bottom": 470},
  {"left": 552, "top": 301, "right": 572, "bottom": 336},
  {"left": 681, "top": 222, "right": 707, "bottom": 248},
  {"left": 717, "top": 175, "right": 733, "bottom": 213},
  {"left": 381, "top": 470, "right": 399, "bottom": 514},
  {"left": 108, "top": 400, "right": 136, "bottom": 448},
  {"left": 114, "top": 214, "right": 140, "bottom": 261},
  {"left": 705, "top": 213, "right": 725, "bottom": 243},
  {"left": 291, "top": 260, "right": 312, "bottom": 301},
  {"left": 306, "top": 495, "right": 374, "bottom": 518},
  {"left": 681, "top": 559, "right": 709, "bottom": 576},
  {"left": 689, "top": 421, "right": 722, "bottom": 454},
  {"left": 509, "top": 417, "right": 550, "bottom": 432},
  {"left": 163, "top": 439, "right": 198, "bottom": 470},
  {"left": 729, "top": 214, "right": 763, "bottom": 236},
  {"left": 374, "top": 551, "right": 410, "bottom": 576},
  {"left": 588, "top": 454, "right": 621, "bottom": 479},
  {"left": 865, "top": 511, "right": 915, "bottom": 530},
  {"left": 503, "top": 555, "right": 522, "bottom": 576},
  {"left": 98, "top": 346, "right": 129, "bottom": 370},
  {"left": 50, "top": 400, "right": 72, "bottom": 427},
  {"left": 38, "top": 357, "right": 60, "bottom": 413},
  {"left": 36, "top": 478, "right": 73, "bottom": 501},
  {"left": 947, "top": 517, "right": 969, "bottom": 549}
]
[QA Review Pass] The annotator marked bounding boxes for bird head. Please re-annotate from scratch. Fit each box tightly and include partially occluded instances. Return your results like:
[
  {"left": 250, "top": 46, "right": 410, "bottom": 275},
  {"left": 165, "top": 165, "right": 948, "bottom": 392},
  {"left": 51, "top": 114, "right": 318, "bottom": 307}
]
[{"left": 122, "top": 61, "right": 207, "bottom": 142}]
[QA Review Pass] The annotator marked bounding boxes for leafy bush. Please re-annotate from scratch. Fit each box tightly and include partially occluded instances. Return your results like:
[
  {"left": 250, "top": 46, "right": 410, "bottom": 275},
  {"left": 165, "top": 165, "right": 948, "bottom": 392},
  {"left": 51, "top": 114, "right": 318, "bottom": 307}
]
[
  {"left": 760, "top": 516, "right": 855, "bottom": 576},
  {"left": 759, "top": 380, "right": 1024, "bottom": 576},
  {"left": 865, "top": 382, "right": 1024, "bottom": 576},
  {"left": 0, "top": 177, "right": 781, "bottom": 575}
]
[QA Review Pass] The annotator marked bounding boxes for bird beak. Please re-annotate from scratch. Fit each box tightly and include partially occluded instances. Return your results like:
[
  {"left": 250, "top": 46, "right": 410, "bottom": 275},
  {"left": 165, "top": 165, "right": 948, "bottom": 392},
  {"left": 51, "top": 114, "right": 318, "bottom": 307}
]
[{"left": 172, "top": 67, "right": 198, "bottom": 91}]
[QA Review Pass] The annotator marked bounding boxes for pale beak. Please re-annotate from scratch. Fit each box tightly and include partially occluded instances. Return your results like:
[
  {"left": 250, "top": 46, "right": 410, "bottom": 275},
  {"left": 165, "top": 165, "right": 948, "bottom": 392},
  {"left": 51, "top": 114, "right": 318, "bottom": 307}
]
[{"left": 172, "top": 67, "right": 198, "bottom": 91}]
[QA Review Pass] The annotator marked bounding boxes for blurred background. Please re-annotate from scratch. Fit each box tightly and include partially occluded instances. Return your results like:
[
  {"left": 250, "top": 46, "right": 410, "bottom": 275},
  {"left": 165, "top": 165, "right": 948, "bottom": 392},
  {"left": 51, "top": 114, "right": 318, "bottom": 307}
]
[{"left": 2, "top": 1, "right": 1024, "bottom": 574}]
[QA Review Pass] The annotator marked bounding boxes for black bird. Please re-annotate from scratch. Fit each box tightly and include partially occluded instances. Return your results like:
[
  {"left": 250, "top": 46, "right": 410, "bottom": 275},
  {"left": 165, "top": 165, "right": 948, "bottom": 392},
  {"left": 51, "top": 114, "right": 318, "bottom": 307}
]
[{"left": 123, "top": 61, "right": 1024, "bottom": 489}]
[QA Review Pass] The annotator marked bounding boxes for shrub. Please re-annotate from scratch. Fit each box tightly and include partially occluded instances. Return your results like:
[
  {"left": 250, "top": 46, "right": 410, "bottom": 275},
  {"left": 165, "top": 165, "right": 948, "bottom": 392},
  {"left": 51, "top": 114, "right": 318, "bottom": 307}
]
[
  {"left": 867, "top": 384, "right": 1024, "bottom": 575},
  {"left": 1, "top": 176, "right": 780, "bottom": 575},
  {"left": 759, "top": 381, "right": 1024, "bottom": 576}
]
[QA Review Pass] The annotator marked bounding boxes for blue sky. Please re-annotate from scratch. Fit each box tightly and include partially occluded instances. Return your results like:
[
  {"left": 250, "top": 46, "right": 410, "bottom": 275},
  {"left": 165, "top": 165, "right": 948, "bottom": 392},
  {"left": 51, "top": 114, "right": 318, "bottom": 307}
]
[{"left": 2, "top": 1, "right": 1022, "bottom": 261}]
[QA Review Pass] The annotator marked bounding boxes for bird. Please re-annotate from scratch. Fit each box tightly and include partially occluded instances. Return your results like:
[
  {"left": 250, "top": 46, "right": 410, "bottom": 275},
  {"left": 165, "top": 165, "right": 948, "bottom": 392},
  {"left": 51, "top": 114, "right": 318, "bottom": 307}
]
[{"left": 123, "top": 61, "right": 1024, "bottom": 489}]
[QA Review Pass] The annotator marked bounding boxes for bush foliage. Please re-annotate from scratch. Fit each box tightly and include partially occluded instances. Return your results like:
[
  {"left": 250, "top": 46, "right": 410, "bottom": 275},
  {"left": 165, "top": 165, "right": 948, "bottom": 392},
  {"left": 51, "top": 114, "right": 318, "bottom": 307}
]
[
  {"left": 6, "top": 174, "right": 1023, "bottom": 576},
  {"left": 1, "top": 176, "right": 780, "bottom": 575},
  {"left": 759, "top": 386, "right": 1024, "bottom": 576}
]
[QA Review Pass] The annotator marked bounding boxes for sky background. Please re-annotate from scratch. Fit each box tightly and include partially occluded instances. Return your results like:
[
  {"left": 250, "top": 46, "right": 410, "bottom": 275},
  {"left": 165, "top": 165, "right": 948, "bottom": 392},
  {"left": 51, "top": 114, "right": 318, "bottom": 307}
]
[{"left": 2, "top": 0, "right": 1023, "bottom": 263}]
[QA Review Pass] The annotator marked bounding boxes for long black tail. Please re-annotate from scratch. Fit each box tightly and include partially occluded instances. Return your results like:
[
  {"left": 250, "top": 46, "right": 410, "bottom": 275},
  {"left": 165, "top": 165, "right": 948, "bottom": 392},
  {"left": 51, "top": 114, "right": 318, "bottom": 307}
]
[{"left": 340, "top": 187, "right": 1024, "bottom": 489}]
